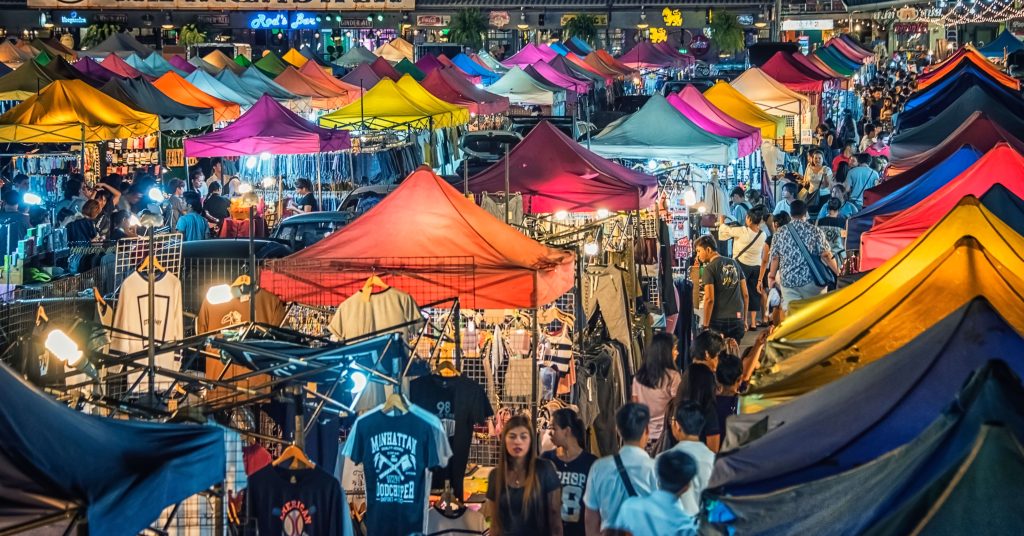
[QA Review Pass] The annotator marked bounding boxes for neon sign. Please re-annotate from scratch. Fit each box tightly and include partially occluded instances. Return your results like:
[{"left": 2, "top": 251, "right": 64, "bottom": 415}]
[
  {"left": 289, "top": 12, "right": 320, "bottom": 29},
  {"left": 248, "top": 12, "right": 288, "bottom": 30},
  {"left": 60, "top": 11, "right": 88, "bottom": 25}
]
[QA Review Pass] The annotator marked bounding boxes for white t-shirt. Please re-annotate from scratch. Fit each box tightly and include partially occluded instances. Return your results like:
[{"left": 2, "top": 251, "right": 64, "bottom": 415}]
[
  {"left": 660, "top": 440, "right": 715, "bottom": 516},
  {"left": 583, "top": 446, "right": 658, "bottom": 530},
  {"left": 718, "top": 224, "right": 766, "bottom": 267}
]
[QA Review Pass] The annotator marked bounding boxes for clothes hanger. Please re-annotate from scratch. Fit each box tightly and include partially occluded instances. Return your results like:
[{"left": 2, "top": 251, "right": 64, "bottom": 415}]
[
  {"left": 436, "top": 359, "right": 459, "bottom": 377},
  {"left": 231, "top": 274, "right": 251, "bottom": 287},
  {"left": 92, "top": 287, "right": 107, "bottom": 309},
  {"left": 381, "top": 391, "right": 409, "bottom": 414},
  {"left": 138, "top": 255, "right": 165, "bottom": 273},
  {"left": 360, "top": 272, "right": 389, "bottom": 302},
  {"left": 273, "top": 443, "right": 315, "bottom": 470},
  {"left": 35, "top": 305, "right": 48, "bottom": 325}
]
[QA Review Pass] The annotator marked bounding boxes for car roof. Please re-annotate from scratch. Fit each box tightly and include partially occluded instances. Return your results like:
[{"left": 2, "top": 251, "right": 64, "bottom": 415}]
[{"left": 278, "top": 211, "right": 355, "bottom": 225}]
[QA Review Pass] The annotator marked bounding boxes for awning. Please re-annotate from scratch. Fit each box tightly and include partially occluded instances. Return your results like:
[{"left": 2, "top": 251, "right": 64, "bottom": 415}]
[
  {"left": 704, "top": 81, "right": 787, "bottom": 139},
  {"left": 153, "top": 71, "right": 240, "bottom": 122},
  {"left": 318, "top": 75, "right": 469, "bottom": 130}
]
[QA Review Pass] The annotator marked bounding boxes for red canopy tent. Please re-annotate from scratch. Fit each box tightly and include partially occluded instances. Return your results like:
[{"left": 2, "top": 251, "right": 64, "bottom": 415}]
[
  {"left": 183, "top": 94, "right": 350, "bottom": 157},
  {"left": 583, "top": 52, "right": 627, "bottom": 77},
  {"left": 595, "top": 50, "right": 635, "bottom": 74},
  {"left": 99, "top": 53, "right": 154, "bottom": 81},
  {"left": 437, "top": 55, "right": 481, "bottom": 84},
  {"left": 565, "top": 53, "right": 614, "bottom": 82},
  {"left": 860, "top": 143, "right": 1024, "bottom": 268},
  {"left": 761, "top": 52, "right": 834, "bottom": 92},
  {"left": 466, "top": 121, "right": 658, "bottom": 213},
  {"left": 261, "top": 166, "right": 576, "bottom": 309},
  {"left": 420, "top": 68, "right": 509, "bottom": 116},
  {"left": 830, "top": 36, "right": 874, "bottom": 62},
  {"left": 369, "top": 57, "right": 401, "bottom": 81},
  {"left": 616, "top": 41, "right": 677, "bottom": 70}
]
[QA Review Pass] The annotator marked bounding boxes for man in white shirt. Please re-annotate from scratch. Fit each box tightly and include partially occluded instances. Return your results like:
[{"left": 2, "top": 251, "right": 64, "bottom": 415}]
[
  {"left": 583, "top": 403, "right": 658, "bottom": 536},
  {"left": 659, "top": 402, "right": 715, "bottom": 516},
  {"left": 611, "top": 449, "right": 699, "bottom": 536},
  {"left": 773, "top": 182, "right": 797, "bottom": 216},
  {"left": 859, "top": 123, "right": 877, "bottom": 153}
]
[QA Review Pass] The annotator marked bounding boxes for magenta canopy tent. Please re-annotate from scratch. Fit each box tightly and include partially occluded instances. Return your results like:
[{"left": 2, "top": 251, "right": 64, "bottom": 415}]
[
  {"left": 668, "top": 85, "right": 762, "bottom": 157},
  {"left": 415, "top": 54, "right": 444, "bottom": 75},
  {"left": 167, "top": 55, "right": 197, "bottom": 74},
  {"left": 527, "top": 61, "right": 590, "bottom": 93},
  {"left": 467, "top": 121, "right": 658, "bottom": 213},
  {"left": 617, "top": 41, "right": 678, "bottom": 69},
  {"left": 73, "top": 57, "right": 119, "bottom": 84},
  {"left": 183, "top": 94, "right": 350, "bottom": 157},
  {"left": 340, "top": 63, "right": 381, "bottom": 89},
  {"left": 655, "top": 43, "right": 695, "bottom": 67},
  {"left": 503, "top": 43, "right": 559, "bottom": 67}
]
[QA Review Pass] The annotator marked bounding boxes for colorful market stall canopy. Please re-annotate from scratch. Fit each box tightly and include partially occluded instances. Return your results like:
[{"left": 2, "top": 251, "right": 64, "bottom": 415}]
[
  {"left": 711, "top": 360, "right": 1024, "bottom": 535},
  {"left": 340, "top": 62, "right": 381, "bottom": 89},
  {"left": 202, "top": 49, "right": 245, "bottom": 75},
  {"left": 100, "top": 77, "right": 213, "bottom": 131},
  {"left": 0, "top": 363, "right": 226, "bottom": 536},
  {"left": 234, "top": 54, "right": 251, "bottom": 67},
  {"left": 895, "top": 82, "right": 1024, "bottom": 138},
  {"left": 32, "top": 38, "right": 76, "bottom": 61},
  {"left": 762, "top": 196, "right": 1024, "bottom": 377},
  {"left": 185, "top": 95, "right": 349, "bottom": 157},
  {"left": 234, "top": 68, "right": 312, "bottom": 113},
  {"left": 273, "top": 66, "right": 351, "bottom": 110},
  {"left": 918, "top": 46, "right": 1020, "bottom": 90},
  {"left": 526, "top": 61, "right": 590, "bottom": 94},
  {"left": 335, "top": 45, "right": 378, "bottom": 67},
  {"left": 882, "top": 111, "right": 1024, "bottom": 179},
  {"left": 374, "top": 38, "right": 414, "bottom": 62},
  {"left": 297, "top": 62, "right": 362, "bottom": 98},
  {"left": 0, "top": 40, "right": 32, "bottom": 67},
  {"left": 547, "top": 54, "right": 607, "bottom": 89},
  {"left": 415, "top": 54, "right": 444, "bottom": 75},
  {"left": 451, "top": 53, "right": 499, "bottom": 85},
  {"left": 476, "top": 51, "right": 509, "bottom": 72},
  {"left": 979, "top": 29, "right": 1024, "bottom": 58},
  {"left": 74, "top": 57, "right": 120, "bottom": 84},
  {"left": 595, "top": 49, "right": 635, "bottom": 75},
  {"left": 261, "top": 166, "right": 576, "bottom": 309},
  {"left": 101, "top": 53, "right": 152, "bottom": 81},
  {"left": 318, "top": 75, "right": 469, "bottom": 130},
  {"left": 567, "top": 36, "right": 594, "bottom": 56},
  {"left": 188, "top": 55, "right": 221, "bottom": 76},
  {"left": 419, "top": 68, "right": 509, "bottom": 116},
  {"left": 503, "top": 43, "right": 559, "bottom": 67},
  {"left": 369, "top": 57, "right": 401, "bottom": 81},
  {"left": 591, "top": 93, "right": 739, "bottom": 164},
  {"left": 168, "top": 55, "right": 196, "bottom": 75},
  {"left": 281, "top": 48, "right": 309, "bottom": 68},
  {"left": 0, "top": 59, "right": 59, "bottom": 101},
  {"left": 616, "top": 40, "right": 678, "bottom": 69},
  {"left": 890, "top": 102, "right": 1024, "bottom": 161},
  {"left": 860, "top": 144, "right": 1024, "bottom": 267},
  {"left": 254, "top": 51, "right": 290, "bottom": 77},
  {"left": 486, "top": 66, "right": 566, "bottom": 111},
  {"left": 0, "top": 79, "right": 158, "bottom": 143},
  {"left": 898, "top": 65, "right": 1024, "bottom": 129},
  {"left": 153, "top": 71, "right": 240, "bottom": 122},
  {"left": 80, "top": 31, "right": 153, "bottom": 59},
  {"left": 704, "top": 81, "right": 787, "bottom": 139},
  {"left": 668, "top": 85, "right": 762, "bottom": 157},
  {"left": 467, "top": 120, "right": 659, "bottom": 213},
  {"left": 394, "top": 58, "right": 425, "bottom": 81},
  {"left": 436, "top": 55, "right": 481, "bottom": 84},
  {"left": 185, "top": 69, "right": 256, "bottom": 107},
  {"left": 760, "top": 51, "right": 834, "bottom": 93}
]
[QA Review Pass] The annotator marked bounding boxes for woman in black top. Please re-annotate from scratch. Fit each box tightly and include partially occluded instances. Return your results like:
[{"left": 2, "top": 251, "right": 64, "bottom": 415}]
[
  {"left": 487, "top": 415, "right": 563, "bottom": 536},
  {"left": 65, "top": 200, "right": 102, "bottom": 243},
  {"left": 541, "top": 409, "right": 596, "bottom": 536},
  {"left": 203, "top": 181, "right": 231, "bottom": 224},
  {"left": 294, "top": 178, "right": 318, "bottom": 213}
]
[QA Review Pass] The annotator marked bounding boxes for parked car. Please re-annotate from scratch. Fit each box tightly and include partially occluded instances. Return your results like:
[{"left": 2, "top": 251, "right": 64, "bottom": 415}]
[
  {"left": 661, "top": 77, "right": 718, "bottom": 95},
  {"left": 270, "top": 211, "right": 356, "bottom": 252},
  {"left": 454, "top": 130, "right": 523, "bottom": 176}
]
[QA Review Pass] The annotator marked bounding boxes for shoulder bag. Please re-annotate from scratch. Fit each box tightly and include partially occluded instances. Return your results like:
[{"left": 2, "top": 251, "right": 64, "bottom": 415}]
[
  {"left": 791, "top": 227, "right": 836, "bottom": 288},
  {"left": 613, "top": 453, "right": 639, "bottom": 498},
  {"left": 732, "top": 230, "right": 763, "bottom": 262}
]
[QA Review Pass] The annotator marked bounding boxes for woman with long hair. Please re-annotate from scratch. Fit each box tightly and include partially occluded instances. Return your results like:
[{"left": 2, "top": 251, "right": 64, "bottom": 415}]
[
  {"left": 685, "top": 364, "right": 722, "bottom": 452},
  {"left": 631, "top": 333, "right": 682, "bottom": 451},
  {"left": 486, "top": 415, "right": 563, "bottom": 536},
  {"left": 541, "top": 409, "right": 597, "bottom": 536}
]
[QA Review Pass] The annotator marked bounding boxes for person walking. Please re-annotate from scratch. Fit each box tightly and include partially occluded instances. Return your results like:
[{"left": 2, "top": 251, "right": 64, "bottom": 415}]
[
  {"left": 609, "top": 450, "right": 699, "bottom": 536},
  {"left": 542, "top": 409, "right": 597, "bottom": 536},
  {"left": 718, "top": 207, "right": 767, "bottom": 330},
  {"left": 631, "top": 333, "right": 682, "bottom": 452},
  {"left": 658, "top": 402, "right": 715, "bottom": 518},
  {"left": 487, "top": 415, "right": 563, "bottom": 536},
  {"left": 695, "top": 234, "right": 748, "bottom": 343},
  {"left": 767, "top": 200, "right": 839, "bottom": 316}
]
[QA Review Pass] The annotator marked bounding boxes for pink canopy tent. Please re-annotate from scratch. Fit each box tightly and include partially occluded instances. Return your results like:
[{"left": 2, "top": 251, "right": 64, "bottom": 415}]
[
  {"left": 667, "top": 86, "right": 762, "bottom": 157},
  {"left": 503, "top": 43, "right": 558, "bottom": 67},
  {"left": 655, "top": 43, "right": 695, "bottom": 67},
  {"left": 420, "top": 68, "right": 509, "bottom": 116},
  {"left": 527, "top": 61, "right": 590, "bottom": 93},
  {"left": 100, "top": 53, "right": 154, "bottom": 81},
  {"left": 523, "top": 64, "right": 579, "bottom": 106},
  {"left": 340, "top": 63, "right": 381, "bottom": 89},
  {"left": 415, "top": 54, "right": 444, "bottom": 75},
  {"left": 617, "top": 41, "right": 678, "bottom": 69},
  {"left": 467, "top": 121, "right": 658, "bottom": 213},
  {"left": 369, "top": 57, "right": 400, "bottom": 81},
  {"left": 183, "top": 94, "right": 350, "bottom": 157},
  {"left": 437, "top": 55, "right": 481, "bottom": 84},
  {"left": 761, "top": 52, "right": 834, "bottom": 92},
  {"left": 826, "top": 37, "right": 873, "bottom": 63},
  {"left": 167, "top": 55, "right": 197, "bottom": 74}
]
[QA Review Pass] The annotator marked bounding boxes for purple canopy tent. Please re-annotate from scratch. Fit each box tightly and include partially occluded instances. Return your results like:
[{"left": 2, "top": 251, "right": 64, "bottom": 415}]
[
  {"left": 655, "top": 43, "right": 695, "bottom": 67},
  {"left": 167, "top": 55, "right": 197, "bottom": 74},
  {"left": 340, "top": 63, "right": 381, "bottom": 89},
  {"left": 415, "top": 54, "right": 444, "bottom": 75},
  {"left": 184, "top": 94, "right": 350, "bottom": 156},
  {"left": 503, "top": 43, "right": 559, "bottom": 67},
  {"left": 73, "top": 57, "right": 119, "bottom": 84},
  {"left": 617, "top": 41, "right": 678, "bottom": 69},
  {"left": 527, "top": 61, "right": 590, "bottom": 93},
  {"left": 668, "top": 85, "right": 762, "bottom": 157}
]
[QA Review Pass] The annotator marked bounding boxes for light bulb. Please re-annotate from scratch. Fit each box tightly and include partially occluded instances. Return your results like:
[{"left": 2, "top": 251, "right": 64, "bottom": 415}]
[
  {"left": 206, "top": 284, "right": 233, "bottom": 305},
  {"left": 554, "top": 210, "right": 569, "bottom": 220},
  {"left": 129, "top": 214, "right": 141, "bottom": 227},
  {"left": 647, "top": 159, "right": 658, "bottom": 171},
  {"left": 148, "top": 187, "right": 164, "bottom": 202},
  {"left": 697, "top": 204, "right": 707, "bottom": 214},
  {"left": 583, "top": 241, "right": 599, "bottom": 255},
  {"left": 45, "top": 329, "right": 82, "bottom": 365},
  {"left": 683, "top": 188, "right": 697, "bottom": 207},
  {"left": 596, "top": 208, "right": 610, "bottom": 219},
  {"left": 237, "top": 183, "right": 253, "bottom": 194},
  {"left": 350, "top": 371, "right": 368, "bottom": 394},
  {"left": 467, "top": 320, "right": 476, "bottom": 333},
  {"left": 22, "top": 193, "right": 42, "bottom": 205},
  {"left": 262, "top": 176, "right": 276, "bottom": 188},
  {"left": 245, "top": 156, "right": 257, "bottom": 169},
  {"left": 260, "top": 151, "right": 272, "bottom": 161}
]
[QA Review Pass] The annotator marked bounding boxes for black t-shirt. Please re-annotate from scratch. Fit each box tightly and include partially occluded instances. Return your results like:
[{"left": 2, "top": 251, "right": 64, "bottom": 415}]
[
  {"left": 715, "top": 394, "right": 739, "bottom": 437},
  {"left": 204, "top": 194, "right": 231, "bottom": 221},
  {"left": 409, "top": 374, "right": 493, "bottom": 494},
  {"left": 540, "top": 450, "right": 598, "bottom": 536},
  {"left": 65, "top": 218, "right": 97, "bottom": 243},
  {"left": 346, "top": 410, "right": 447, "bottom": 536},
  {"left": 247, "top": 465, "right": 346, "bottom": 536},
  {"left": 486, "top": 459, "right": 561, "bottom": 536},
  {"left": 297, "top": 192, "right": 319, "bottom": 212},
  {"left": 700, "top": 256, "right": 746, "bottom": 322}
]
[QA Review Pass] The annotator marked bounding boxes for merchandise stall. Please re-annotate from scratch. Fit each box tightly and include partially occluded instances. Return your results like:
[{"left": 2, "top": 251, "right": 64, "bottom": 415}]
[
  {"left": 730, "top": 67, "right": 812, "bottom": 147},
  {"left": 486, "top": 66, "right": 567, "bottom": 116}
]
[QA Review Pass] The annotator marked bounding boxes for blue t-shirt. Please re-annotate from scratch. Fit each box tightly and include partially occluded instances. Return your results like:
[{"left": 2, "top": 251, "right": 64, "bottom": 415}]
[{"left": 175, "top": 212, "right": 209, "bottom": 242}]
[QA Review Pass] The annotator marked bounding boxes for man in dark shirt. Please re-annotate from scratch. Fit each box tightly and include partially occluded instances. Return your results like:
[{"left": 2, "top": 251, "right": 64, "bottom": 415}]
[
  {"left": 0, "top": 190, "right": 29, "bottom": 254},
  {"left": 203, "top": 181, "right": 231, "bottom": 225},
  {"left": 696, "top": 234, "right": 748, "bottom": 342}
]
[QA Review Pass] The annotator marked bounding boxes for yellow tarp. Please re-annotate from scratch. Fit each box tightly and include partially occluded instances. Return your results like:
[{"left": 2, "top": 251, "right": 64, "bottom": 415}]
[
  {"left": 730, "top": 67, "right": 810, "bottom": 119},
  {"left": 202, "top": 49, "right": 245, "bottom": 75},
  {"left": 374, "top": 38, "right": 414, "bottom": 62},
  {"left": 0, "top": 40, "right": 29, "bottom": 67},
  {"left": 751, "top": 198, "right": 1024, "bottom": 405},
  {"left": 0, "top": 79, "right": 158, "bottom": 143},
  {"left": 319, "top": 74, "right": 469, "bottom": 130},
  {"left": 282, "top": 48, "right": 309, "bottom": 68},
  {"left": 704, "top": 81, "right": 786, "bottom": 139}
]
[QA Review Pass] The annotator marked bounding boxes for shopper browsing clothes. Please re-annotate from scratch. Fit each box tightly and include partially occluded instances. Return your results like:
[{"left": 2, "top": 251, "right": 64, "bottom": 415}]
[{"left": 486, "top": 415, "right": 563, "bottom": 536}]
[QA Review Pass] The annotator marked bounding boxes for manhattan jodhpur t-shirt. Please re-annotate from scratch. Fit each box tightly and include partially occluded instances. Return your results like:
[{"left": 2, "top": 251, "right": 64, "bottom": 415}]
[{"left": 343, "top": 407, "right": 452, "bottom": 536}]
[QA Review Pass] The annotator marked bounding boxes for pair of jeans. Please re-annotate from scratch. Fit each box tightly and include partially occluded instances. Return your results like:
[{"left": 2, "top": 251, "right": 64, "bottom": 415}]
[
  {"left": 710, "top": 318, "right": 746, "bottom": 344},
  {"left": 781, "top": 282, "right": 826, "bottom": 312}
]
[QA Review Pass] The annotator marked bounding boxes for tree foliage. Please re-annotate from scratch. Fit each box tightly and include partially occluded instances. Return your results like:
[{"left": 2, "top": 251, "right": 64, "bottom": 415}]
[
  {"left": 81, "top": 24, "right": 121, "bottom": 48},
  {"left": 178, "top": 24, "right": 207, "bottom": 48},
  {"left": 448, "top": 9, "right": 488, "bottom": 51},
  {"left": 564, "top": 14, "right": 599, "bottom": 46},
  {"left": 710, "top": 11, "right": 745, "bottom": 55}
]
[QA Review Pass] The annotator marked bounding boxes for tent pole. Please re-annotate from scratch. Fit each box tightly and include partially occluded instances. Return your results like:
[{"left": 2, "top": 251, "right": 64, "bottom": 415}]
[
  {"left": 79, "top": 125, "right": 85, "bottom": 175},
  {"left": 504, "top": 142, "right": 510, "bottom": 225},
  {"left": 531, "top": 271, "right": 539, "bottom": 434},
  {"left": 147, "top": 228, "right": 156, "bottom": 398},
  {"left": 316, "top": 155, "right": 322, "bottom": 210},
  {"left": 463, "top": 157, "right": 468, "bottom": 195}
]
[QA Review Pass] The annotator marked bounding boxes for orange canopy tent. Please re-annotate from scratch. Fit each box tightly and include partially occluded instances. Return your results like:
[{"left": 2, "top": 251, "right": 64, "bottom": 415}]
[
  {"left": 297, "top": 62, "right": 362, "bottom": 98},
  {"left": 153, "top": 71, "right": 239, "bottom": 122},
  {"left": 261, "top": 166, "right": 576, "bottom": 309},
  {"left": 595, "top": 49, "right": 635, "bottom": 74},
  {"left": 918, "top": 46, "right": 1020, "bottom": 90},
  {"left": 273, "top": 66, "right": 352, "bottom": 110}
]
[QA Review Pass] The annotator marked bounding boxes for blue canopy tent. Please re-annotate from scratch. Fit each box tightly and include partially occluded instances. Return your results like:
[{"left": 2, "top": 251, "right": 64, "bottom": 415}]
[
  {"left": 705, "top": 358, "right": 1024, "bottom": 536},
  {"left": 846, "top": 146, "right": 982, "bottom": 248},
  {"left": 0, "top": 363, "right": 224, "bottom": 536},
  {"left": 186, "top": 68, "right": 257, "bottom": 107},
  {"left": 451, "top": 53, "right": 500, "bottom": 85},
  {"left": 902, "top": 64, "right": 1021, "bottom": 113},
  {"left": 567, "top": 36, "right": 594, "bottom": 56},
  {"left": 549, "top": 42, "right": 571, "bottom": 56},
  {"left": 979, "top": 29, "right": 1024, "bottom": 58},
  {"left": 898, "top": 68, "right": 1024, "bottom": 130},
  {"left": 710, "top": 297, "right": 1024, "bottom": 496},
  {"left": 818, "top": 44, "right": 864, "bottom": 71}
]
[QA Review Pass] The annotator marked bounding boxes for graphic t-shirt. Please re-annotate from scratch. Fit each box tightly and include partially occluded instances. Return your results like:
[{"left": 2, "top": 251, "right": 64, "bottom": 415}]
[
  {"left": 700, "top": 256, "right": 745, "bottom": 322},
  {"left": 541, "top": 450, "right": 598, "bottom": 536},
  {"left": 247, "top": 465, "right": 348, "bottom": 536},
  {"left": 342, "top": 408, "right": 452, "bottom": 536},
  {"left": 409, "top": 374, "right": 493, "bottom": 496}
]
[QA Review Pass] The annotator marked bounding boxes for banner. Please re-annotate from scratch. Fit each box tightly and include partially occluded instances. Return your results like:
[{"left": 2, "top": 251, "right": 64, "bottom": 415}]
[{"left": 28, "top": 0, "right": 415, "bottom": 11}]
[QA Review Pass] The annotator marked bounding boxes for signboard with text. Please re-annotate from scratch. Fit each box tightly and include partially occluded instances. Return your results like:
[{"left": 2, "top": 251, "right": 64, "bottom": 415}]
[
  {"left": 781, "top": 19, "right": 834, "bottom": 31},
  {"left": 29, "top": 0, "right": 414, "bottom": 11},
  {"left": 416, "top": 15, "right": 449, "bottom": 27}
]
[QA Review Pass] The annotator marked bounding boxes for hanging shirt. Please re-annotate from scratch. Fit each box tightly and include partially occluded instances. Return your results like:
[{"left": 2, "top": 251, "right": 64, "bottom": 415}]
[
  {"left": 341, "top": 406, "right": 453, "bottom": 536},
  {"left": 196, "top": 289, "right": 287, "bottom": 333},
  {"left": 541, "top": 450, "right": 598, "bottom": 536},
  {"left": 541, "top": 327, "right": 573, "bottom": 373},
  {"left": 247, "top": 465, "right": 350, "bottom": 536},
  {"left": 328, "top": 287, "right": 423, "bottom": 342},
  {"left": 110, "top": 269, "right": 183, "bottom": 387},
  {"left": 426, "top": 506, "right": 488, "bottom": 535},
  {"left": 409, "top": 374, "right": 494, "bottom": 496}
]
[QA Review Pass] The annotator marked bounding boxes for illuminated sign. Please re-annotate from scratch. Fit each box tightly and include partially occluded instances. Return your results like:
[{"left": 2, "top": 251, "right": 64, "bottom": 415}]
[
  {"left": 290, "top": 12, "right": 320, "bottom": 29},
  {"left": 736, "top": 14, "right": 754, "bottom": 26},
  {"left": 650, "top": 27, "right": 667, "bottom": 43},
  {"left": 662, "top": 8, "right": 682, "bottom": 27},
  {"left": 780, "top": 19, "right": 834, "bottom": 31},
  {"left": 559, "top": 14, "right": 609, "bottom": 26},
  {"left": 249, "top": 12, "right": 288, "bottom": 29},
  {"left": 489, "top": 11, "right": 510, "bottom": 28},
  {"left": 60, "top": 11, "right": 88, "bottom": 25},
  {"left": 30, "top": 0, "right": 416, "bottom": 10},
  {"left": 417, "top": 15, "right": 450, "bottom": 27}
]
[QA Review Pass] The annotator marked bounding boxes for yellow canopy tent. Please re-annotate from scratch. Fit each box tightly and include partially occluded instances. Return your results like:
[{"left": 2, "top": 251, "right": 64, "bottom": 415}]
[
  {"left": 704, "top": 81, "right": 786, "bottom": 139},
  {"left": 750, "top": 198, "right": 1024, "bottom": 405},
  {"left": 319, "top": 74, "right": 469, "bottom": 130},
  {"left": 374, "top": 38, "right": 414, "bottom": 62},
  {"left": 0, "top": 79, "right": 158, "bottom": 143},
  {"left": 281, "top": 48, "right": 309, "bottom": 68}
]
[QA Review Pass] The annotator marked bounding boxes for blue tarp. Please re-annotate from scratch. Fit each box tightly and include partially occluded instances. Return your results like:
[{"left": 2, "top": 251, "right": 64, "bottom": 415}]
[
  {"left": 706, "top": 357, "right": 1024, "bottom": 536},
  {"left": 710, "top": 297, "right": 1024, "bottom": 496},
  {"left": 0, "top": 363, "right": 224, "bottom": 536},
  {"left": 846, "top": 146, "right": 982, "bottom": 248},
  {"left": 568, "top": 36, "right": 594, "bottom": 55},
  {"left": 549, "top": 42, "right": 571, "bottom": 56},
  {"left": 451, "top": 53, "right": 500, "bottom": 85},
  {"left": 899, "top": 66, "right": 1024, "bottom": 129},
  {"left": 979, "top": 29, "right": 1024, "bottom": 58}
]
